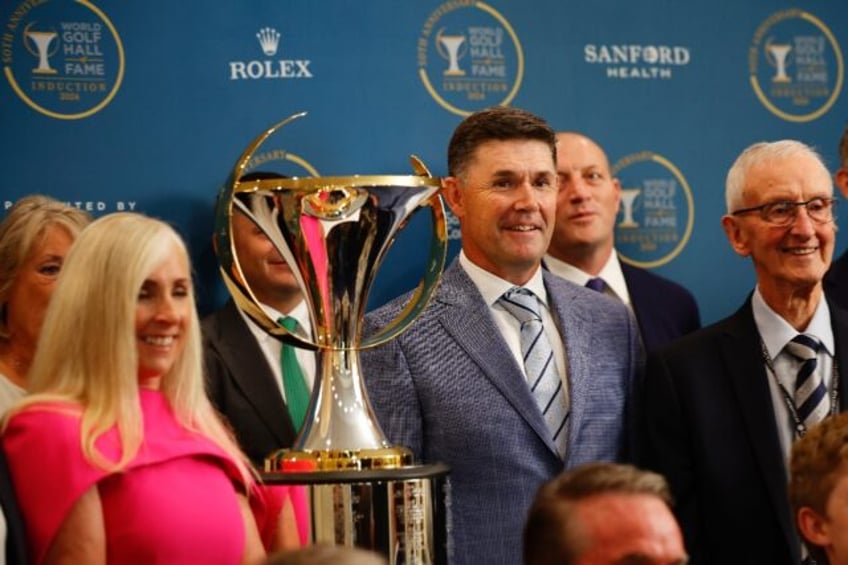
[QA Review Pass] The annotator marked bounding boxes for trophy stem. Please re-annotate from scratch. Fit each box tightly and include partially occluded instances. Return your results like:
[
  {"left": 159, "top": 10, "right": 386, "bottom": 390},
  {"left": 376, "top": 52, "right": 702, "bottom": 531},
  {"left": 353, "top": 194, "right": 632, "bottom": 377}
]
[{"left": 266, "top": 347, "right": 413, "bottom": 472}]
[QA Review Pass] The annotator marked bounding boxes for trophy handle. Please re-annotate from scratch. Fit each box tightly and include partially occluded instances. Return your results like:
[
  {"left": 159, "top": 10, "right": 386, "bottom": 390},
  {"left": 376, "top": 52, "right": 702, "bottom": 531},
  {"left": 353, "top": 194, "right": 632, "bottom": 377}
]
[
  {"left": 231, "top": 111, "right": 307, "bottom": 183},
  {"left": 360, "top": 156, "right": 448, "bottom": 349},
  {"left": 214, "top": 111, "right": 317, "bottom": 349}
]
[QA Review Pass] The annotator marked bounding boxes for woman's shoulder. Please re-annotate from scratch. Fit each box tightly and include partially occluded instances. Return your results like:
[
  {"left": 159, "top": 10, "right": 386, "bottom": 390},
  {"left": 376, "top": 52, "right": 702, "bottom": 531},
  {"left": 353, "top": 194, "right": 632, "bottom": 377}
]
[
  {"left": 3, "top": 399, "right": 85, "bottom": 457},
  {"left": 6, "top": 399, "right": 82, "bottom": 430}
]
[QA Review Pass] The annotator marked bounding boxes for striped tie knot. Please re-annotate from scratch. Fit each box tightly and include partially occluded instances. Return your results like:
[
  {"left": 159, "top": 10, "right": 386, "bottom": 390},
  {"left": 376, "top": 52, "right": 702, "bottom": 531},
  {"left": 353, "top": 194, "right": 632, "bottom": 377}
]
[
  {"left": 500, "top": 287, "right": 542, "bottom": 325},
  {"left": 786, "top": 334, "right": 822, "bottom": 361}
]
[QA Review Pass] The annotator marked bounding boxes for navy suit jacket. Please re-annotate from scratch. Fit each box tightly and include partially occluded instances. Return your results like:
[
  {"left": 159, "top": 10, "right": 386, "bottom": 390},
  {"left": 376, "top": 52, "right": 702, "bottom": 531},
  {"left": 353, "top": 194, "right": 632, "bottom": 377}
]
[
  {"left": 641, "top": 297, "right": 848, "bottom": 565},
  {"left": 361, "top": 260, "right": 642, "bottom": 565},
  {"left": 0, "top": 448, "right": 26, "bottom": 565},
  {"left": 824, "top": 251, "right": 848, "bottom": 311},
  {"left": 621, "top": 262, "right": 701, "bottom": 353},
  {"left": 202, "top": 300, "right": 299, "bottom": 465}
]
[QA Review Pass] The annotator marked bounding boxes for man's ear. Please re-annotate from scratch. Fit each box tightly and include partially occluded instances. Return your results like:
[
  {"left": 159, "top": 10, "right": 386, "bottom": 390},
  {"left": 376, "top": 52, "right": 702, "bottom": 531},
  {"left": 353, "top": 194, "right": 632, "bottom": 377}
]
[
  {"left": 442, "top": 176, "right": 464, "bottom": 220},
  {"left": 797, "top": 506, "right": 831, "bottom": 549},
  {"left": 721, "top": 214, "right": 750, "bottom": 258},
  {"left": 835, "top": 168, "right": 848, "bottom": 199},
  {"left": 611, "top": 177, "right": 622, "bottom": 214}
]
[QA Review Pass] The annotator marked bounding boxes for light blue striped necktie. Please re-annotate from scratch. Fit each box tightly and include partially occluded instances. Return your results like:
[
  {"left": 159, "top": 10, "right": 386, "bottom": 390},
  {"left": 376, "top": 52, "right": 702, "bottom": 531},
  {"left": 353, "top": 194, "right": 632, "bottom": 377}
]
[{"left": 499, "top": 287, "right": 568, "bottom": 457}]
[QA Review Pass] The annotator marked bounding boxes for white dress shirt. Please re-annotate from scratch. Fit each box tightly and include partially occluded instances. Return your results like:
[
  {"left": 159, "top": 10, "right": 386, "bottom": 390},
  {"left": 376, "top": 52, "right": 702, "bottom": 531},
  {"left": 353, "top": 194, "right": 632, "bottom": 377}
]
[
  {"left": 459, "top": 252, "right": 568, "bottom": 393},
  {"left": 237, "top": 300, "right": 317, "bottom": 400},
  {"left": 544, "top": 250, "right": 631, "bottom": 306}
]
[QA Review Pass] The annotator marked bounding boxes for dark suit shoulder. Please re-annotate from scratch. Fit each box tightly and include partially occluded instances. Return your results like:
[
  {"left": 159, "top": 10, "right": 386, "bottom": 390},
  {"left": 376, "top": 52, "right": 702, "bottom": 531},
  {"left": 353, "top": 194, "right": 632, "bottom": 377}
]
[
  {"left": 825, "top": 252, "right": 848, "bottom": 311},
  {"left": 649, "top": 303, "right": 752, "bottom": 362},
  {"left": 621, "top": 263, "right": 697, "bottom": 301},
  {"left": 201, "top": 300, "right": 239, "bottom": 340},
  {"left": 621, "top": 262, "right": 701, "bottom": 352}
]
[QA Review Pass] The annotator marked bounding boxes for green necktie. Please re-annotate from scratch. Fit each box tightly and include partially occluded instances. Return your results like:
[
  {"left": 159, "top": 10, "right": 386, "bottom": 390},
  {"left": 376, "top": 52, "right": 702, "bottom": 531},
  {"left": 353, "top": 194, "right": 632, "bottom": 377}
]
[{"left": 278, "top": 316, "right": 310, "bottom": 430}]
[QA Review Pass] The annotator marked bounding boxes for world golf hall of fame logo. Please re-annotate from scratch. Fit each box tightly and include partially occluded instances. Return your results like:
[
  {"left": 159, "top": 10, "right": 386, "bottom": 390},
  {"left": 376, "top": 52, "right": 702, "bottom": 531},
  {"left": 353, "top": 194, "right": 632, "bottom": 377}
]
[
  {"left": 418, "top": 1, "right": 524, "bottom": 116},
  {"left": 612, "top": 151, "right": 694, "bottom": 269},
  {"left": 749, "top": 9, "right": 844, "bottom": 123},
  {"left": 2, "top": 0, "right": 124, "bottom": 120}
]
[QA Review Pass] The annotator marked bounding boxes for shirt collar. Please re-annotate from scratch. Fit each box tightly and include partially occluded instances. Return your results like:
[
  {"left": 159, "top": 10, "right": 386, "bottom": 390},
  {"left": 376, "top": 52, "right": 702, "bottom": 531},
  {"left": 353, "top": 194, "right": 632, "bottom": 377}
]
[
  {"left": 751, "top": 287, "right": 834, "bottom": 358},
  {"left": 544, "top": 250, "right": 630, "bottom": 304},
  {"left": 238, "top": 299, "right": 312, "bottom": 343},
  {"left": 459, "top": 251, "right": 548, "bottom": 308}
]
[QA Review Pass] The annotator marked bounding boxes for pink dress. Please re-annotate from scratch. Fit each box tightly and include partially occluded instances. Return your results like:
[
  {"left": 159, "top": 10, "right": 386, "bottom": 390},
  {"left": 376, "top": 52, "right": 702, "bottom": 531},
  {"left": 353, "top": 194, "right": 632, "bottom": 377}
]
[{"left": 2, "top": 390, "right": 265, "bottom": 564}]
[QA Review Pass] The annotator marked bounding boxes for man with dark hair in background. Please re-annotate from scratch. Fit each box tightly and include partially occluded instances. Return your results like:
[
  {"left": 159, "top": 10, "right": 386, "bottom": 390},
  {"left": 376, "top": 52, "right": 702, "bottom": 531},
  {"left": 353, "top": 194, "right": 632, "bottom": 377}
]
[
  {"left": 823, "top": 125, "right": 848, "bottom": 310},
  {"left": 203, "top": 172, "right": 315, "bottom": 466}
]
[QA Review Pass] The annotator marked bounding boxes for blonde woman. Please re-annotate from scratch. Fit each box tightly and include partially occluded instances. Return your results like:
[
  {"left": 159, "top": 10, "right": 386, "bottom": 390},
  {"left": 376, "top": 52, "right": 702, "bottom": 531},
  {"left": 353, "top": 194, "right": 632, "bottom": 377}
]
[
  {"left": 2, "top": 213, "right": 274, "bottom": 564},
  {"left": 0, "top": 195, "right": 90, "bottom": 413}
]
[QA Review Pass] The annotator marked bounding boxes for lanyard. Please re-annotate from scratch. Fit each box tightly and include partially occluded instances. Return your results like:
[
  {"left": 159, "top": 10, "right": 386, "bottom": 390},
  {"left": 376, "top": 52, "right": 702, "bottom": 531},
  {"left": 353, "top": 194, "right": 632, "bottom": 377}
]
[{"left": 759, "top": 339, "right": 840, "bottom": 438}]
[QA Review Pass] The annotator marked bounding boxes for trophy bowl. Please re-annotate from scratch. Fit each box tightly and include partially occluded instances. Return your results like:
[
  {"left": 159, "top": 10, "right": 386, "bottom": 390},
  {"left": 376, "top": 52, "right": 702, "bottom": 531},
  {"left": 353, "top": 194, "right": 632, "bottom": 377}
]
[{"left": 214, "top": 112, "right": 450, "bottom": 563}]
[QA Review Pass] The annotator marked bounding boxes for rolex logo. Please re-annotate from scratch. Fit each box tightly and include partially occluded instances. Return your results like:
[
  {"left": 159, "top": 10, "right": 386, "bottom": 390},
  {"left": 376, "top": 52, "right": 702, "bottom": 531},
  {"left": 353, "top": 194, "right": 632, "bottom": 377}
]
[
  {"left": 229, "top": 27, "right": 313, "bottom": 80},
  {"left": 257, "top": 27, "right": 281, "bottom": 56}
]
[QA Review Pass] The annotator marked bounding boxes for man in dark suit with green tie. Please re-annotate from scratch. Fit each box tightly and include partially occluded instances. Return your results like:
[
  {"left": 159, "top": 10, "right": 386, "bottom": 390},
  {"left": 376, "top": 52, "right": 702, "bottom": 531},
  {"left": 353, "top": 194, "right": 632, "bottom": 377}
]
[{"left": 202, "top": 173, "right": 314, "bottom": 466}]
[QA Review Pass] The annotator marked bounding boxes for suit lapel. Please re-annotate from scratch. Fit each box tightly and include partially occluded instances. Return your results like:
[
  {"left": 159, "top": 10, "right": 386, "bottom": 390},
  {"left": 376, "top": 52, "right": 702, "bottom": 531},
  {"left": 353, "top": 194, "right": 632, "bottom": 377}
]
[
  {"left": 436, "top": 264, "right": 559, "bottom": 455},
  {"left": 543, "top": 272, "right": 595, "bottom": 457},
  {"left": 722, "top": 303, "right": 799, "bottom": 558},
  {"left": 621, "top": 263, "right": 648, "bottom": 335},
  {"left": 216, "top": 301, "right": 297, "bottom": 445}
]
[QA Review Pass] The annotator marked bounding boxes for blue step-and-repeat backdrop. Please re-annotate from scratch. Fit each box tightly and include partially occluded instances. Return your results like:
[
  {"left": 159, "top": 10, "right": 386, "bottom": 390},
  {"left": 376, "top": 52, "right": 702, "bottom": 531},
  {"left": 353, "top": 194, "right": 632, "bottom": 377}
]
[{"left": 2, "top": 1, "right": 846, "bottom": 324}]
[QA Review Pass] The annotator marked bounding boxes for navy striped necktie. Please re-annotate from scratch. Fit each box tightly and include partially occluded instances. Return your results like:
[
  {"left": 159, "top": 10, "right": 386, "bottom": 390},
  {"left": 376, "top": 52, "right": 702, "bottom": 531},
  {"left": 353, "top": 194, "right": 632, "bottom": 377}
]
[{"left": 785, "top": 334, "right": 828, "bottom": 430}]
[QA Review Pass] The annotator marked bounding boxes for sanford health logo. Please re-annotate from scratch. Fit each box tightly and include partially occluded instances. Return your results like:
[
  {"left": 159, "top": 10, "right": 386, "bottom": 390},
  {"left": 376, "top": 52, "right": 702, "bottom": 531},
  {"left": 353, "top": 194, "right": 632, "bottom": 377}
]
[
  {"left": 584, "top": 43, "right": 690, "bottom": 80},
  {"left": 228, "top": 27, "right": 313, "bottom": 80}
]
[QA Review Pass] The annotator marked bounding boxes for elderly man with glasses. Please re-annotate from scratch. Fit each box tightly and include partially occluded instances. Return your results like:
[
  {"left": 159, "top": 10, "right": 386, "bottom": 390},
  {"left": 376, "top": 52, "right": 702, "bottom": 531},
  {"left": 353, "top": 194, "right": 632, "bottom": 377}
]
[{"left": 640, "top": 140, "right": 848, "bottom": 565}]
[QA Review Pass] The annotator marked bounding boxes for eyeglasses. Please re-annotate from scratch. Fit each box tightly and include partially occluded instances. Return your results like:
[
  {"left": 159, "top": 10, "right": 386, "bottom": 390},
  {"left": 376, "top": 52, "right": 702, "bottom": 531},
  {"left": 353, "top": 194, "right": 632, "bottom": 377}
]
[{"left": 730, "top": 197, "right": 837, "bottom": 226}]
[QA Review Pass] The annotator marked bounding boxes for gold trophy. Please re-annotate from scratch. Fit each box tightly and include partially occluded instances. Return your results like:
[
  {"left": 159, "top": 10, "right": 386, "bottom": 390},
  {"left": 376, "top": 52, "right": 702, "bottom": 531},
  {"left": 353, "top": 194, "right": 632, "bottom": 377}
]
[{"left": 214, "top": 112, "right": 450, "bottom": 563}]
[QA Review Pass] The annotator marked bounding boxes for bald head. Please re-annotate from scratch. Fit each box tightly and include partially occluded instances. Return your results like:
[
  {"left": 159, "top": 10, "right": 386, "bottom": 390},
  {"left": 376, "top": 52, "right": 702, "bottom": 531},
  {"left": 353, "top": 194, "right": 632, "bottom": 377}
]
[{"left": 548, "top": 132, "right": 621, "bottom": 274}]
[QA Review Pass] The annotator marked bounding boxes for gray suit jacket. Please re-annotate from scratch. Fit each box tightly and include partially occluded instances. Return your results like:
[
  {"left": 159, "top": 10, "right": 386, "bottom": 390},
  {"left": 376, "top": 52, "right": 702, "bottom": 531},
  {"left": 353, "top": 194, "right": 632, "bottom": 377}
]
[{"left": 361, "top": 260, "right": 642, "bottom": 565}]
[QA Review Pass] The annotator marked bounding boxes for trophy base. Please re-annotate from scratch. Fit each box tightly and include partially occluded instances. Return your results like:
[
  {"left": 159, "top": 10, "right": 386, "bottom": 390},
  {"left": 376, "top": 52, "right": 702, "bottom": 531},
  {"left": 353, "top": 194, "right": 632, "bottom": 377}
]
[
  {"left": 265, "top": 446, "right": 414, "bottom": 472},
  {"left": 262, "top": 463, "right": 451, "bottom": 565}
]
